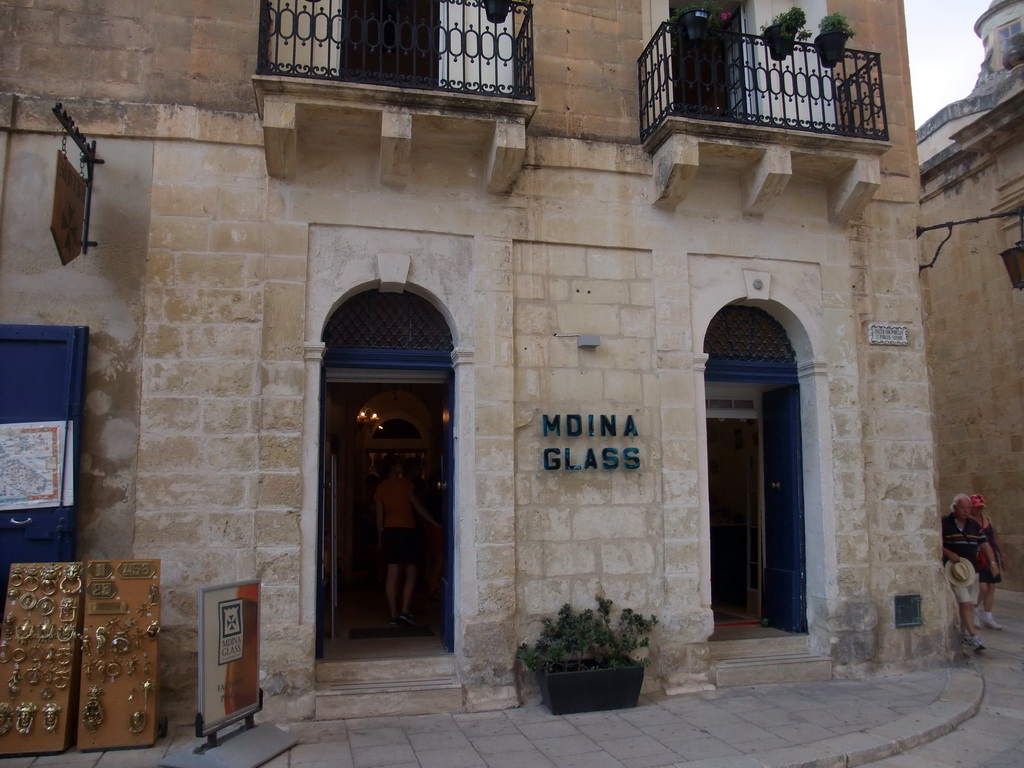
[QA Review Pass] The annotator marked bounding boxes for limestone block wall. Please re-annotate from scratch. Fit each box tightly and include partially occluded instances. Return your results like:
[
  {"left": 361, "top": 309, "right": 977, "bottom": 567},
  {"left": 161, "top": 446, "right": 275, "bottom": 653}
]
[
  {"left": 0, "top": 95, "right": 152, "bottom": 563},
  {"left": 134, "top": 121, "right": 315, "bottom": 720},
  {"left": 920, "top": 118, "right": 1024, "bottom": 594},
  {"left": 512, "top": 240, "right": 661, "bottom": 611},
  {"left": 0, "top": 0, "right": 259, "bottom": 114}
]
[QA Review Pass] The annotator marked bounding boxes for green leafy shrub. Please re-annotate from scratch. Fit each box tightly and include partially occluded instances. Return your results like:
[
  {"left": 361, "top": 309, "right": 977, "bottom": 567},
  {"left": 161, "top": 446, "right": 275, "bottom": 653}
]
[
  {"left": 818, "top": 12, "right": 855, "bottom": 37},
  {"left": 515, "top": 596, "right": 659, "bottom": 673}
]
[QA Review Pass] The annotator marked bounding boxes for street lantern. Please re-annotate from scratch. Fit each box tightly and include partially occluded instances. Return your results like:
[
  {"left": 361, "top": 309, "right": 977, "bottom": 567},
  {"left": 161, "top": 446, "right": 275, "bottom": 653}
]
[{"left": 1000, "top": 242, "right": 1024, "bottom": 290}]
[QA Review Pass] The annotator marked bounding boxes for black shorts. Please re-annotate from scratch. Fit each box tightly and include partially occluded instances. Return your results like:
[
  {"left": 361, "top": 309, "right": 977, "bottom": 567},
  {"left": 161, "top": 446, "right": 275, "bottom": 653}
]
[
  {"left": 978, "top": 567, "right": 1002, "bottom": 584},
  {"left": 382, "top": 527, "right": 422, "bottom": 565}
]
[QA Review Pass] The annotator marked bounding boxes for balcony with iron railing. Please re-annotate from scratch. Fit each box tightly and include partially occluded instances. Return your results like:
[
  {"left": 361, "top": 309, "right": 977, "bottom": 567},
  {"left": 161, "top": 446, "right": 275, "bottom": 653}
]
[
  {"left": 253, "top": 0, "right": 536, "bottom": 186},
  {"left": 639, "top": 23, "right": 892, "bottom": 220}
]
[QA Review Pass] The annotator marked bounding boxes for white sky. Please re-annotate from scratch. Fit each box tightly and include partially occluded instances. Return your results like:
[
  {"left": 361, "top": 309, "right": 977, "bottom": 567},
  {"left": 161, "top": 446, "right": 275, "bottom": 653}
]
[{"left": 905, "top": 0, "right": 991, "bottom": 128}]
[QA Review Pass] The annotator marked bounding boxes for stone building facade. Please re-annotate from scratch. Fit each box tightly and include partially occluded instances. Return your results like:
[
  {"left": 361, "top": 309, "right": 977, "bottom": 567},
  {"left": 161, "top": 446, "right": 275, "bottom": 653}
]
[
  {"left": 918, "top": 0, "right": 1024, "bottom": 593},
  {"left": 1, "top": 0, "right": 950, "bottom": 724}
]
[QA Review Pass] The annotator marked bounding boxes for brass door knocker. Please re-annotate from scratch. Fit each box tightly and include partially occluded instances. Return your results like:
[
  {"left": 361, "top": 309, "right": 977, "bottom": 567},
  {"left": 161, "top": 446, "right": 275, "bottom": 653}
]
[
  {"left": 37, "top": 596, "right": 56, "bottom": 616},
  {"left": 15, "top": 701, "right": 37, "bottom": 734},
  {"left": 15, "top": 618, "right": 33, "bottom": 643},
  {"left": 94, "top": 626, "right": 107, "bottom": 656},
  {"left": 42, "top": 701, "right": 62, "bottom": 732},
  {"left": 82, "top": 685, "right": 104, "bottom": 733},
  {"left": 128, "top": 710, "right": 147, "bottom": 734},
  {"left": 59, "top": 597, "right": 77, "bottom": 623},
  {"left": 0, "top": 701, "right": 12, "bottom": 735}
]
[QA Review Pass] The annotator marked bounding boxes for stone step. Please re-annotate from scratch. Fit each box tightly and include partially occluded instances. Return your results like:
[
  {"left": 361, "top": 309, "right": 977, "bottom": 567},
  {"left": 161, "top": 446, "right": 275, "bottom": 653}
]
[
  {"left": 709, "top": 634, "right": 811, "bottom": 660},
  {"left": 315, "top": 655, "right": 463, "bottom": 719},
  {"left": 316, "top": 655, "right": 456, "bottom": 684},
  {"left": 316, "top": 678, "right": 463, "bottom": 720},
  {"left": 715, "top": 652, "right": 832, "bottom": 687}
]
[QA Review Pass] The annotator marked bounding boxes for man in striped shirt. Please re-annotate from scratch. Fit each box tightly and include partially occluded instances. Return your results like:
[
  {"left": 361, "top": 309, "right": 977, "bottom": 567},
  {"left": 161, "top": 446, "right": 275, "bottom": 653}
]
[{"left": 941, "top": 493, "right": 999, "bottom": 650}]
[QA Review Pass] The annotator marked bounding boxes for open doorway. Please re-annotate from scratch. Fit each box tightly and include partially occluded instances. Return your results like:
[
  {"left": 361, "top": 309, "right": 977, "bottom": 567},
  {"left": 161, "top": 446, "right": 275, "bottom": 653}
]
[
  {"left": 320, "top": 375, "right": 450, "bottom": 660},
  {"left": 703, "top": 304, "right": 806, "bottom": 640},
  {"left": 316, "top": 289, "right": 456, "bottom": 661},
  {"left": 706, "top": 383, "right": 806, "bottom": 639}
]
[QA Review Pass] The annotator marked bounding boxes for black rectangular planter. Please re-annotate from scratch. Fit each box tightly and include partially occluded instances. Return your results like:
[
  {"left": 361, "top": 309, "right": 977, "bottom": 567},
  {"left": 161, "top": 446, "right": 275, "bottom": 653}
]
[{"left": 535, "top": 665, "right": 645, "bottom": 715}]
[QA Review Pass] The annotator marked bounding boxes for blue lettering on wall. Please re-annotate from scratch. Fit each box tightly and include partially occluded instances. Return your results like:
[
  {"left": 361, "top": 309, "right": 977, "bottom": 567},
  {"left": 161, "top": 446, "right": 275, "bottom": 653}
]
[
  {"left": 540, "top": 414, "right": 641, "bottom": 470},
  {"left": 623, "top": 447, "right": 640, "bottom": 469},
  {"left": 564, "top": 448, "right": 582, "bottom": 470},
  {"left": 601, "top": 447, "right": 619, "bottom": 469},
  {"left": 543, "top": 448, "right": 561, "bottom": 470}
]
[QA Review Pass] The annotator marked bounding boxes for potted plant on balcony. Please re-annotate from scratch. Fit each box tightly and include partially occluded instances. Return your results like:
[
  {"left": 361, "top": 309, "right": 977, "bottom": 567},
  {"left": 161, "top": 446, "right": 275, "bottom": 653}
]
[
  {"left": 761, "top": 7, "right": 811, "bottom": 61},
  {"left": 670, "top": 2, "right": 732, "bottom": 42},
  {"left": 814, "top": 12, "right": 855, "bottom": 67},
  {"left": 515, "top": 595, "right": 659, "bottom": 715},
  {"left": 483, "top": 0, "right": 511, "bottom": 25}
]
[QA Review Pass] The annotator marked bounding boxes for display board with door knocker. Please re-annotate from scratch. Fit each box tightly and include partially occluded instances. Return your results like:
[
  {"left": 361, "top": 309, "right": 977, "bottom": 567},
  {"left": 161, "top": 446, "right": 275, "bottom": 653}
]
[
  {"left": 76, "top": 558, "right": 163, "bottom": 751},
  {"left": 0, "top": 562, "right": 84, "bottom": 756}
]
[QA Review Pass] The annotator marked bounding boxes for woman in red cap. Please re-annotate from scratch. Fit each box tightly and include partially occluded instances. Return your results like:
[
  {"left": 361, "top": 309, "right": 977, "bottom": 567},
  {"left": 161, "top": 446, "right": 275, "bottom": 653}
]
[{"left": 970, "top": 493, "right": 1004, "bottom": 630}]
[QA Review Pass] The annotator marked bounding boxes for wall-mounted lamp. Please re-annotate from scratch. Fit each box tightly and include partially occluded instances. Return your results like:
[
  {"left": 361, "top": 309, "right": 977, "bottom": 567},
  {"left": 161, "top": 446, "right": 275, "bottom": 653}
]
[{"left": 918, "top": 206, "right": 1024, "bottom": 290}]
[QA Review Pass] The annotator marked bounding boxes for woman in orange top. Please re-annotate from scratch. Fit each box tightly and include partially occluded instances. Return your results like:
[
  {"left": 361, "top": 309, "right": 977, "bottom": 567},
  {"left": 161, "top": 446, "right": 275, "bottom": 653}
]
[{"left": 374, "top": 459, "right": 439, "bottom": 625}]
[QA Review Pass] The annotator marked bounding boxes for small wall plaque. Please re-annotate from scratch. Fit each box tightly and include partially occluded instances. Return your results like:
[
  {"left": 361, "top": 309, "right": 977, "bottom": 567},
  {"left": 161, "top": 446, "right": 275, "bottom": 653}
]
[
  {"left": 868, "top": 323, "right": 909, "bottom": 346},
  {"left": 894, "top": 594, "right": 922, "bottom": 627}
]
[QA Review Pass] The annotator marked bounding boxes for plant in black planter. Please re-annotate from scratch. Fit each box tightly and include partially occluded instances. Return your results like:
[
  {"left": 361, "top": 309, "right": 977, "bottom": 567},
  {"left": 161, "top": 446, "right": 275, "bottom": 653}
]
[
  {"left": 515, "top": 595, "right": 659, "bottom": 715},
  {"left": 761, "top": 7, "right": 810, "bottom": 61},
  {"left": 814, "top": 12, "right": 855, "bottom": 68},
  {"left": 669, "top": 2, "right": 732, "bottom": 43},
  {"left": 483, "top": 0, "right": 511, "bottom": 25}
]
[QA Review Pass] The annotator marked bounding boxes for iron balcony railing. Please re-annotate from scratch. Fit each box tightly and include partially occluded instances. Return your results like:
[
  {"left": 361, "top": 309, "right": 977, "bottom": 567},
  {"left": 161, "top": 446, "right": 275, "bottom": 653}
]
[
  {"left": 257, "top": 0, "right": 534, "bottom": 100},
  {"left": 638, "top": 24, "right": 888, "bottom": 143}
]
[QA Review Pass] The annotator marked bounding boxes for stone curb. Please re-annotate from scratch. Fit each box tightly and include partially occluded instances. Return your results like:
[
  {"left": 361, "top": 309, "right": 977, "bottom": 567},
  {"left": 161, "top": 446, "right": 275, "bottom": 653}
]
[{"left": 671, "top": 667, "right": 983, "bottom": 768}]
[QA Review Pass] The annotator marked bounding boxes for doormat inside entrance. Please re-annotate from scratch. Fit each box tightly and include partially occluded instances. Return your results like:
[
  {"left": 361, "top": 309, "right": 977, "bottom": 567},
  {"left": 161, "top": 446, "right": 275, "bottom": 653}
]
[
  {"left": 713, "top": 609, "right": 761, "bottom": 626},
  {"left": 349, "top": 626, "right": 435, "bottom": 639}
]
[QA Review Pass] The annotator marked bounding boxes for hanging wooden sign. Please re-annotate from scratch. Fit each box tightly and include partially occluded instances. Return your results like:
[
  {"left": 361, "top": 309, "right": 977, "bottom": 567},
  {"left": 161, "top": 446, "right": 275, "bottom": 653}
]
[
  {"left": 49, "top": 104, "right": 102, "bottom": 264},
  {"left": 49, "top": 151, "right": 86, "bottom": 265}
]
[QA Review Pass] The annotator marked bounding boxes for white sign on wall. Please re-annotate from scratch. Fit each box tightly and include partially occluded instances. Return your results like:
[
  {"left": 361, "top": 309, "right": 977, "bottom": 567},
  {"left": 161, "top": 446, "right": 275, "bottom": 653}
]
[{"left": 868, "top": 323, "right": 909, "bottom": 346}]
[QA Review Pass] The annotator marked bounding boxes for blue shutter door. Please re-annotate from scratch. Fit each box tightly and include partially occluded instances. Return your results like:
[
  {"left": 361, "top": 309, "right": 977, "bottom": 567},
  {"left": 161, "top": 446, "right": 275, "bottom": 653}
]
[
  {"left": 0, "top": 324, "right": 88, "bottom": 593},
  {"left": 761, "top": 384, "right": 806, "bottom": 633}
]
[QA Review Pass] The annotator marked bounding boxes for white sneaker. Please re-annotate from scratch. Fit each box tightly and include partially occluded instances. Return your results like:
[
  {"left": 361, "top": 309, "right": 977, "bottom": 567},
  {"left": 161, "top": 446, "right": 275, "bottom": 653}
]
[{"left": 981, "top": 614, "right": 1003, "bottom": 630}]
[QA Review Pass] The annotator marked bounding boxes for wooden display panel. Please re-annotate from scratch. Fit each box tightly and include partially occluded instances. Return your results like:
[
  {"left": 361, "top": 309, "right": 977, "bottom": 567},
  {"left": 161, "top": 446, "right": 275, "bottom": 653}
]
[
  {"left": 0, "top": 562, "right": 84, "bottom": 756},
  {"left": 76, "top": 559, "right": 161, "bottom": 751}
]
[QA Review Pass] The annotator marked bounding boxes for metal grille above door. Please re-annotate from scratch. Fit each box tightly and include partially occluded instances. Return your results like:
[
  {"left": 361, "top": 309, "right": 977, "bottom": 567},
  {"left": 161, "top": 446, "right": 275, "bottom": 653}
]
[
  {"left": 704, "top": 305, "right": 795, "bottom": 363},
  {"left": 323, "top": 290, "right": 453, "bottom": 351}
]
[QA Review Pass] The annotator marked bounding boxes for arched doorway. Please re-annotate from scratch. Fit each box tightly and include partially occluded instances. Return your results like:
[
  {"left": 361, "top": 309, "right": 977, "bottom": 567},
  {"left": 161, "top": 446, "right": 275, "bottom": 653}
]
[
  {"left": 318, "top": 289, "right": 455, "bottom": 659},
  {"left": 704, "top": 305, "right": 806, "bottom": 634}
]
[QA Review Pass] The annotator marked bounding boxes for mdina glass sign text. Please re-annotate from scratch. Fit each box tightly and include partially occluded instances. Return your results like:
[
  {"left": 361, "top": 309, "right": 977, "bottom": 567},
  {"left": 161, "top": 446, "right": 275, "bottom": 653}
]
[{"left": 540, "top": 414, "right": 641, "bottom": 470}]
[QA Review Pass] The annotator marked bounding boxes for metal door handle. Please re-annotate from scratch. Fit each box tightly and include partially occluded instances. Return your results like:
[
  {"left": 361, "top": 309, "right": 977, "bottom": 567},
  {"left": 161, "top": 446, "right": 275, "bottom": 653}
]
[
  {"left": 10, "top": 517, "right": 32, "bottom": 525},
  {"left": 770, "top": 482, "right": 780, "bottom": 490}
]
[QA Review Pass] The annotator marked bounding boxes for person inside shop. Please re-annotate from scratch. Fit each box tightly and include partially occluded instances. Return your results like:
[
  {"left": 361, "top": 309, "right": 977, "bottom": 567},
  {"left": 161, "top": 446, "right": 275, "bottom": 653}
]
[
  {"left": 941, "top": 493, "right": 999, "bottom": 650},
  {"left": 969, "top": 493, "right": 1005, "bottom": 630},
  {"left": 374, "top": 456, "right": 440, "bottom": 626}
]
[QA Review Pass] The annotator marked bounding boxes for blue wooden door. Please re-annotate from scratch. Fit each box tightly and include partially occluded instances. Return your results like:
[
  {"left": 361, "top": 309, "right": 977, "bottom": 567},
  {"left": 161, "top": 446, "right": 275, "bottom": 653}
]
[
  {"left": 440, "top": 371, "right": 455, "bottom": 652},
  {"left": 0, "top": 324, "right": 88, "bottom": 593},
  {"left": 761, "top": 385, "right": 805, "bottom": 632}
]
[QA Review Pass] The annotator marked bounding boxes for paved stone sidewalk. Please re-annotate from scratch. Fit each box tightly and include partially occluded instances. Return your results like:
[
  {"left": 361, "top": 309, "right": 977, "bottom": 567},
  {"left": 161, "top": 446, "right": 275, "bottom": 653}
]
[
  {"left": 11, "top": 592, "right": 1024, "bottom": 768},
  {"left": 863, "top": 589, "right": 1024, "bottom": 768},
  {"left": 4, "top": 664, "right": 978, "bottom": 768}
]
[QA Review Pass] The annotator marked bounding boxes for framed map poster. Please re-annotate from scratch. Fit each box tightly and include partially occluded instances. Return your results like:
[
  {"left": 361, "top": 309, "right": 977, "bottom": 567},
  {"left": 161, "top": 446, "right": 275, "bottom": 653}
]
[{"left": 0, "top": 420, "right": 73, "bottom": 510}]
